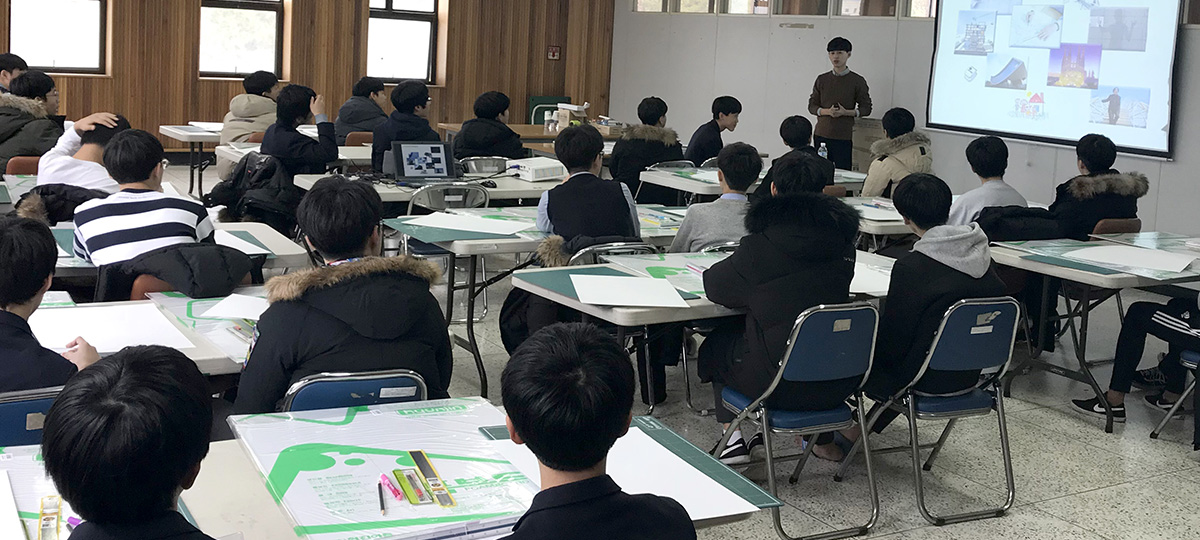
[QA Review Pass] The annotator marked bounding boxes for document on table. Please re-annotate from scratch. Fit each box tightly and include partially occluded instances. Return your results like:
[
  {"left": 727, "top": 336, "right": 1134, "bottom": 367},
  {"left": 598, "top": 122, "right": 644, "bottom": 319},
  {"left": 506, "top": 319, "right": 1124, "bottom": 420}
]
[
  {"left": 216, "top": 230, "right": 272, "bottom": 256},
  {"left": 201, "top": 294, "right": 271, "bottom": 321},
  {"left": 570, "top": 275, "right": 690, "bottom": 308},
  {"left": 682, "top": 170, "right": 722, "bottom": 184},
  {"left": 855, "top": 205, "right": 904, "bottom": 222},
  {"left": 188, "top": 121, "right": 224, "bottom": 132},
  {"left": 28, "top": 303, "right": 195, "bottom": 353},
  {"left": 490, "top": 427, "right": 758, "bottom": 522},
  {"left": 0, "top": 472, "right": 23, "bottom": 540},
  {"left": 56, "top": 243, "right": 69, "bottom": 257},
  {"left": 851, "top": 263, "right": 892, "bottom": 296},
  {"left": 1064, "top": 245, "right": 1197, "bottom": 273},
  {"left": 407, "top": 212, "right": 532, "bottom": 235}
]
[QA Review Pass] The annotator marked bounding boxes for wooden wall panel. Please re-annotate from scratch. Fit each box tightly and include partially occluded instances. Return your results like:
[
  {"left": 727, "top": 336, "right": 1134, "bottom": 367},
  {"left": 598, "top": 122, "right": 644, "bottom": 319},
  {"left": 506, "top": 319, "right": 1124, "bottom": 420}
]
[{"left": 565, "top": 0, "right": 615, "bottom": 117}]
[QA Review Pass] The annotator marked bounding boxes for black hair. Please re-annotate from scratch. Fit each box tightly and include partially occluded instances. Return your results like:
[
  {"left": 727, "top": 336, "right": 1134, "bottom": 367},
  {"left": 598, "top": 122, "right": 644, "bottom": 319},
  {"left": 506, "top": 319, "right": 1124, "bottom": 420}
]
[
  {"left": 42, "top": 346, "right": 212, "bottom": 525},
  {"left": 1077, "top": 133, "right": 1117, "bottom": 173},
  {"left": 827, "top": 37, "right": 853, "bottom": 52},
  {"left": 352, "top": 76, "right": 386, "bottom": 98},
  {"left": 779, "top": 115, "right": 814, "bottom": 148},
  {"left": 711, "top": 95, "right": 742, "bottom": 120},
  {"left": 243, "top": 70, "right": 279, "bottom": 96},
  {"left": 297, "top": 177, "right": 382, "bottom": 261},
  {"left": 717, "top": 142, "right": 763, "bottom": 192},
  {"left": 893, "top": 173, "right": 952, "bottom": 230},
  {"left": 80, "top": 115, "right": 132, "bottom": 147},
  {"left": 0, "top": 216, "right": 56, "bottom": 307},
  {"left": 637, "top": 96, "right": 668, "bottom": 125},
  {"left": 390, "top": 80, "right": 430, "bottom": 114},
  {"left": 102, "top": 130, "right": 164, "bottom": 184},
  {"left": 501, "top": 323, "right": 634, "bottom": 472},
  {"left": 0, "top": 53, "right": 28, "bottom": 74},
  {"left": 772, "top": 153, "right": 831, "bottom": 195},
  {"left": 965, "top": 136, "right": 1008, "bottom": 179},
  {"left": 11, "top": 70, "right": 55, "bottom": 100},
  {"left": 881, "top": 108, "right": 916, "bottom": 139},
  {"left": 554, "top": 125, "right": 604, "bottom": 172},
  {"left": 276, "top": 84, "right": 316, "bottom": 127},
  {"left": 473, "top": 91, "right": 510, "bottom": 120}
]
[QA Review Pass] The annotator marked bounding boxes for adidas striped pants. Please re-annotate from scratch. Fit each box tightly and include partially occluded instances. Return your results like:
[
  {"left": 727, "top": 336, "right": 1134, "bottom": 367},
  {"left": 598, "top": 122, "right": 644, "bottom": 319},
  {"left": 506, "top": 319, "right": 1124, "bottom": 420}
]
[{"left": 1109, "top": 298, "right": 1200, "bottom": 395}]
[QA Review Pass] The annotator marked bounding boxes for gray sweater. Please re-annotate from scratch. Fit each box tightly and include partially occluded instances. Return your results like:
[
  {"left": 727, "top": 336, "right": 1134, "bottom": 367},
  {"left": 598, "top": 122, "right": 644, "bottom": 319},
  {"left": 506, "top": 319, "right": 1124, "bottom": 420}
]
[
  {"left": 947, "top": 179, "right": 1028, "bottom": 226},
  {"left": 669, "top": 196, "right": 749, "bottom": 253}
]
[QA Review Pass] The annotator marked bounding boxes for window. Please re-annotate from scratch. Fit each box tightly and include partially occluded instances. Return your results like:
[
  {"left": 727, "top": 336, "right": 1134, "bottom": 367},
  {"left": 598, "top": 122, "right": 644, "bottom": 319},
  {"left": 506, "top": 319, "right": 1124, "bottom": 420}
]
[
  {"left": 838, "top": 0, "right": 896, "bottom": 16},
  {"left": 724, "top": 0, "right": 770, "bottom": 14},
  {"left": 10, "top": 0, "right": 106, "bottom": 74},
  {"left": 635, "top": 0, "right": 668, "bottom": 11},
  {"left": 678, "top": 0, "right": 715, "bottom": 13},
  {"left": 199, "top": 0, "right": 283, "bottom": 77},
  {"left": 368, "top": 0, "right": 438, "bottom": 83},
  {"left": 907, "top": 0, "right": 933, "bottom": 18},
  {"left": 776, "top": 0, "right": 829, "bottom": 15}
]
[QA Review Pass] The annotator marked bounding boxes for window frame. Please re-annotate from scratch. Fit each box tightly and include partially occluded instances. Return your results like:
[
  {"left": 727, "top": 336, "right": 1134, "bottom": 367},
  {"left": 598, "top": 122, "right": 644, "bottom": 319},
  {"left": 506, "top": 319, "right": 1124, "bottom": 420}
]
[
  {"left": 368, "top": 0, "right": 439, "bottom": 84},
  {"left": 198, "top": 0, "right": 285, "bottom": 78},
  {"left": 8, "top": 0, "right": 108, "bottom": 75}
]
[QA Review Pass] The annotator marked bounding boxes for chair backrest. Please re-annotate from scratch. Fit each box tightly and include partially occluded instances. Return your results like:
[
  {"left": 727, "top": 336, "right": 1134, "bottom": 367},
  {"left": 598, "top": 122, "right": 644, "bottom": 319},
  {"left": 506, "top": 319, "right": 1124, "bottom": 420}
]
[
  {"left": 700, "top": 242, "right": 740, "bottom": 254},
  {"left": 345, "top": 131, "right": 373, "bottom": 147},
  {"left": 646, "top": 160, "right": 695, "bottom": 171},
  {"left": 920, "top": 297, "right": 1021, "bottom": 379},
  {"left": 282, "top": 370, "right": 428, "bottom": 412},
  {"left": 778, "top": 303, "right": 879, "bottom": 385},
  {"left": 822, "top": 185, "right": 848, "bottom": 198},
  {"left": 406, "top": 183, "right": 490, "bottom": 214},
  {"left": 6, "top": 156, "right": 40, "bottom": 175},
  {"left": 699, "top": 157, "right": 719, "bottom": 168},
  {"left": 0, "top": 386, "right": 61, "bottom": 446},
  {"left": 459, "top": 156, "right": 509, "bottom": 174},
  {"left": 568, "top": 242, "right": 658, "bottom": 266},
  {"left": 130, "top": 274, "right": 173, "bottom": 301},
  {"left": 247, "top": 132, "right": 266, "bottom": 144},
  {"left": 1092, "top": 218, "right": 1142, "bottom": 235}
]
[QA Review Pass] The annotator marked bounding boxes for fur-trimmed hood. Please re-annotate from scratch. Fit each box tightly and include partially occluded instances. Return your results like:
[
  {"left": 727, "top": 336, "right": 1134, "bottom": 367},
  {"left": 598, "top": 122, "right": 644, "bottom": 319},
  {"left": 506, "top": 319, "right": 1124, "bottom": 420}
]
[
  {"left": 621, "top": 124, "right": 679, "bottom": 146},
  {"left": 1066, "top": 171, "right": 1149, "bottom": 200},
  {"left": 267, "top": 256, "right": 440, "bottom": 302},
  {"left": 0, "top": 93, "right": 48, "bottom": 119},
  {"left": 536, "top": 235, "right": 569, "bottom": 268},
  {"left": 870, "top": 131, "right": 930, "bottom": 157}
]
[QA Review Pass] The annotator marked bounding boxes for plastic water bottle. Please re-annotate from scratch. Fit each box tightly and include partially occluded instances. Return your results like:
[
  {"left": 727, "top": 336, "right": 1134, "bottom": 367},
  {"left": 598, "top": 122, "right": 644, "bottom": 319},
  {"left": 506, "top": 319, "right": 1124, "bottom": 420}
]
[{"left": 818, "top": 142, "right": 829, "bottom": 160}]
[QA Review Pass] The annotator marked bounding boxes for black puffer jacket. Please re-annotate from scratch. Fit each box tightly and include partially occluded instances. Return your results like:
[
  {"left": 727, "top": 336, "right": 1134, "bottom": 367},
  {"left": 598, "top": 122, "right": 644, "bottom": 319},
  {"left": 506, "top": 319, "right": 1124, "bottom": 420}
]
[
  {"left": 978, "top": 170, "right": 1149, "bottom": 241},
  {"left": 0, "top": 93, "right": 64, "bottom": 171},
  {"left": 452, "top": 118, "right": 525, "bottom": 160},
  {"left": 95, "top": 243, "right": 256, "bottom": 302},
  {"left": 334, "top": 96, "right": 387, "bottom": 145},
  {"left": 13, "top": 185, "right": 107, "bottom": 225},
  {"left": 609, "top": 124, "right": 686, "bottom": 205},
  {"left": 205, "top": 152, "right": 301, "bottom": 235},
  {"left": 372, "top": 112, "right": 440, "bottom": 171}
]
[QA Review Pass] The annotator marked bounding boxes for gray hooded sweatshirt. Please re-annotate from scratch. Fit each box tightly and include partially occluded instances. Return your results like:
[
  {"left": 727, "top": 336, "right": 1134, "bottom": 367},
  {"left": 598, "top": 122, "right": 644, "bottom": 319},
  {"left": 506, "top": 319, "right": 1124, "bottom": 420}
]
[{"left": 912, "top": 223, "right": 992, "bottom": 279}]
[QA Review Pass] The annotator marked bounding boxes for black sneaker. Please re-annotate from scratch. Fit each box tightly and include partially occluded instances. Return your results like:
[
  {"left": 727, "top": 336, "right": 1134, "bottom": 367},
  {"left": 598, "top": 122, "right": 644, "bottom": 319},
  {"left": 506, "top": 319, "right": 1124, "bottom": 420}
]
[
  {"left": 746, "top": 432, "right": 765, "bottom": 459},
  {"left": 713, "top": 436, "right": 751, "bottom": 465},
  {"left": 1071, "top": 397, "right": 1126, "bottom": 423},
  {"left": 1132, "top": 367, "right": 1167, "bottom": 391},
  {"left": 1144, "top": 393, "right": 1177, "bottom": 411}
]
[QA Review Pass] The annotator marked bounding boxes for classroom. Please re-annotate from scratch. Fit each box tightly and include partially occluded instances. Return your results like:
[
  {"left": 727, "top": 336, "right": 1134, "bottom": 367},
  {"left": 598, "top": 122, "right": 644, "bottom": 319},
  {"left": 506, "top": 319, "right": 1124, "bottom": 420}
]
[{"left": 1, "top": 1, "right": 1199, "bottom": 539}]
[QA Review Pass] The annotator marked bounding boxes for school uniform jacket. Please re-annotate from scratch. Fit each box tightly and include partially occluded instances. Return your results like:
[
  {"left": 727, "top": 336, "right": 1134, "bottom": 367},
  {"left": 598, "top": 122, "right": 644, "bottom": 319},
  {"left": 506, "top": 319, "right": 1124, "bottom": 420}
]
[
  {"left": 505, "top": 475, "right": 695, "bottom": 540},
  {"left": 862, "top": 131, "right": 932, "bottom": 198},
  {"left": 67, "top": 512, "right": 216, "bottom": 540},
  {"left": 609, "top": 124, "right": 685, "bottom": 205},
  {"left": 683, "top": 120, "right": 722, "bottom": 166},
  {"left": 259, "top": 120, "right": 338, "bottom": 178},
  {"left": 0, "top": 310, "right": 76, "bottom": 393},
  {"left": 233, "top": 257, "right": 453, "bottom": 414},
  {"left": 372, "top": 111, "right": 440, "bottom": 171},
  {"left": 451, "top": 118, "right": 525, "bottom": 160}
]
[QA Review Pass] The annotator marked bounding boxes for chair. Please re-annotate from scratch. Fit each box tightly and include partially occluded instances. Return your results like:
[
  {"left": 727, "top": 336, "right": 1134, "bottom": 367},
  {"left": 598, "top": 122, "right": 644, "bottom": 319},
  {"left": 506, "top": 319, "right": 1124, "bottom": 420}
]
[
  {"left": 459, "top": 156, "right": 510, "bottom": 175},
  {"left": 404, "top": 183, "right": 492, "bottom": 324},
  {"left": 714, "top": 302, "right": 880, "bottom": 540},
  {"left": 6, "top": 156, "right": 40, "bottom": 175},
  {"left": 1150, "top": 350, "right": 1200, "bottom": 439},
  {"left": 0, "top": 386, "right": 62, "bottom": 446},
  {"left": 700, "top": 157, "right": 719, "bottom": 168},
  {"left": 345, "top": 131, "right": 373, "bottom": 147},
  {"left": 567, "top": 242, "right": 658, "bottom": 266},
  {"left": 836, "top": 297, "right": 1020, "bottom": 526},
  {"left": 281, "top": 370, "right": 428, "bottom": 412},
  {"left": 676, "top": 241, "right": 741, "bottom": 416},
  {"left": 129, "top": 274, "right": 173, "bottom": 301},
  {"left": 247, "top": 132, "right": 266, "bottom": 144},
  {"left": 823, "top": 185, "right": 848, "bottom": 198}
]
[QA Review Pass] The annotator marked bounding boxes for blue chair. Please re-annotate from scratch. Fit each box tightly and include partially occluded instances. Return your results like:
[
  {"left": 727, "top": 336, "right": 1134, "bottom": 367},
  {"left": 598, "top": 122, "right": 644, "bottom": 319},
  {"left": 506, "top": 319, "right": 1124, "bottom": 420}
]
[
  {"left": 713, "top": 302, "right": 880, "bottom": 540},
  {"left": 836, "top": 297, "right": 1020, "bottom": 526},
  {"left": 0, "top": 386, "right": 62, "bottom": 446},
  {"left": 281, "top": 370, "right": 428, "bottom": 412},
  {"left": 1150, "top": 349, "right": 1200, "bottom": 439}
]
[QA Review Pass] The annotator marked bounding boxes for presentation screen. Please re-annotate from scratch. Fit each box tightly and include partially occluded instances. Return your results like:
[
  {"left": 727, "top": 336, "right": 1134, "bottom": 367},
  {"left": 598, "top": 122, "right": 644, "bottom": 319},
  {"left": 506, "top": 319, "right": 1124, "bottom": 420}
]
[{"left": 927, "top": 0, "right": 1181, "bottom": 157}]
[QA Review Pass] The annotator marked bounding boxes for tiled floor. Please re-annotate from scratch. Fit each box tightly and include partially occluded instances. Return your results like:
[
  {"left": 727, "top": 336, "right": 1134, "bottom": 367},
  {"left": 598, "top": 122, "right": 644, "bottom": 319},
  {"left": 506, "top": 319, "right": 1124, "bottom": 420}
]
[{"left": 177, "top": 165, "right": 1200, "bottom": 539}]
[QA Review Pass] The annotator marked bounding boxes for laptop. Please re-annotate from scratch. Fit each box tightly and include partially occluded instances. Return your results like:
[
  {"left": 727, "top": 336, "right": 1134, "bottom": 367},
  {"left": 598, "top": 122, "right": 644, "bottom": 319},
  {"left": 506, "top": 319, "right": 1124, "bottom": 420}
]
[{"left": 382, "top": 141, "right": 460, "bottom": 185}]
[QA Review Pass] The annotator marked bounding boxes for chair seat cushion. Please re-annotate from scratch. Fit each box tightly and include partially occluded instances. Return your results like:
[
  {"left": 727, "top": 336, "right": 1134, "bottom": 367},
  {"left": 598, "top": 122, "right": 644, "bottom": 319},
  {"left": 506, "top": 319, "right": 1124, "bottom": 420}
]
[
  {"left": 912, "top": 389, "right": 994, "bottom": 417},
  {"left": 1181, "top": 350, "right": 1200, "bottom": 369},
  {"left": 722, "top": 387, "right": 852, "bottom": 430},
  {"left": 406, "top": 239, "right": 452, "bottom": 256}
]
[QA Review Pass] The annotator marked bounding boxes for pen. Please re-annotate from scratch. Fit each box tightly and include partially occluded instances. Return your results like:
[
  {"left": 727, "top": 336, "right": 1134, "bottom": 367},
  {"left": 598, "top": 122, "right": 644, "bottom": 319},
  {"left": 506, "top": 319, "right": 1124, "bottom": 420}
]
[
  {"left": 861, "top": 203, "right": 883, "bottom": 209},
  {"left": 380, "top": 473, "right": 404, "bottom": 502},
  {"left": 378, "top": 481, "right": 386, "bottom": 515}
]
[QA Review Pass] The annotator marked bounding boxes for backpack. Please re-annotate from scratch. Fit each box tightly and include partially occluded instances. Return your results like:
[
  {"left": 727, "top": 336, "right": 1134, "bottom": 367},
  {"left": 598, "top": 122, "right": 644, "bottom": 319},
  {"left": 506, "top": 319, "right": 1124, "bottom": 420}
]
[{"left": 204, "top": 152, "right": 300, "bottom": 236}]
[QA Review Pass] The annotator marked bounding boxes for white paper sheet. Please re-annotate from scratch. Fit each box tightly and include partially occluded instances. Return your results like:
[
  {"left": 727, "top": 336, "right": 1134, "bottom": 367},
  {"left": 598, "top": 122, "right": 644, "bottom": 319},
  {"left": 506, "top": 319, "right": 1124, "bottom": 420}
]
[
  {"left": 686, "top": 170, "right": 722, "bottom": 183},
  {"left": 836, "top": 170, "right": 867, "bottom": 181},
  {"left": 851, "top": 264, "right": 892, "bottom": 296},
  {"left": 570, "top": 275, "right": 690, "bottom": 308},
  {"left": 56, "top": 243, "right": 69, "bottom": 257},
  {"left": 855, "top": 205, "right": 905, "bottom": 222},
  {"left": 188, "top": 121, "right": 224, "bottom": 132},
  {"left": 1064, "top": 245, "right": 1198, "bottom": 273},
  {"left": 201, "top": 294, "right": 271, "bottom": 321},
  {"left": 0, "top": 472, "right": 23, "bottom": 540},
  {"left": 406, "top": 212, "right": 532, "bottom": 236},
  {"left": 216, "top": 230, "right": 272, "bottom": 256},
  {"left": 491, "top": 427, "right": 758, "bottom": 522},
  {"left": 28, "top": 303, "right": 195, "bottom": 353}
]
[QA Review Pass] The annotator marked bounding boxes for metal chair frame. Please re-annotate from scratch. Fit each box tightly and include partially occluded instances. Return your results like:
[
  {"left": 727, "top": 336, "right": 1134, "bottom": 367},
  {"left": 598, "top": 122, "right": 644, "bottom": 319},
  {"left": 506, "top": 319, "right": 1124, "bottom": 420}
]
[
  {"left": 281, "top": 369, "right": 428, "bottom": 412},
  {"left": 677, "top": 242, "right": 740, "bottom": 416},
  {"left": 404, "top": 183, "right": 493, "bottom": 324},
  {"left": 1150, "top": 352, "right": 1200, "bottom": 439},
  {"left": 567, "top": 242, "right": 658, "bottom": 266}
]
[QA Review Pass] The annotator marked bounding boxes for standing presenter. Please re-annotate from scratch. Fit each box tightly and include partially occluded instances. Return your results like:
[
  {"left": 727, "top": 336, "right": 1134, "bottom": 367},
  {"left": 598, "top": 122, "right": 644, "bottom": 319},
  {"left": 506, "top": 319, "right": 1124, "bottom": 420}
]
[{"left": 808, "top": 37, "right": 872, "bottom": 171}]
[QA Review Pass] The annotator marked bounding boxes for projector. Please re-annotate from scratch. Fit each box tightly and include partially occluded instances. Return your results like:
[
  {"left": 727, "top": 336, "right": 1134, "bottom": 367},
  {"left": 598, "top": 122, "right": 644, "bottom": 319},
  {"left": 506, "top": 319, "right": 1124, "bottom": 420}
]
[{"left": 507, "top": 157, "right": 567, "bottom": 182}]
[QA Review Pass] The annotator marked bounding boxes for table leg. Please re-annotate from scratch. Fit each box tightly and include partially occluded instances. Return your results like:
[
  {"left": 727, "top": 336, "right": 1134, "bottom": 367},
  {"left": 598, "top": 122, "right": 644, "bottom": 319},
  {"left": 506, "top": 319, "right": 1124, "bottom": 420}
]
[
  {"left": 464, "top": 255, "right": 488, "bottom": 398},
  {"left": 632, "top": 327, "right": 657, "bottom": 416},
  {"left": 1073, "top": 285, "right": 1115, "bottom": 432},
  {"left": 195, "top": 142, "right": 205, "bottom": 196},
  {"left": 444, "top": 257, "right": 457, "bottom": 326},
  {"left": 188, "top": 142, "right": 198, "bottom": 194}
]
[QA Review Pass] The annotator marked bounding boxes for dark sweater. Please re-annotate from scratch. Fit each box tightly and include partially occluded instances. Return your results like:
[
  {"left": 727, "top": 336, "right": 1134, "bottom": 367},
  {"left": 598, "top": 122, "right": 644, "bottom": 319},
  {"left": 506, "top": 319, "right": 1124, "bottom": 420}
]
[
  {"left": 683, "top": 120, "right": 722, "bottom": 166},
  {"left": 372, "top": 111, "right": 441, "bottom": 171},
  {"left": 260, "top": 121, "right": 338, "bottom": 178},
  {"left": 610, "top": 124, "right": 686, "bottom": 205},
  {"left": 808, "top": 70, "right": 872, "bottom": 140},
  {"left": 451, "top": 118, "right": 525, "bottom": 160},
  {"left": 334, "top": 96, "right": 387, "bottom": 145},
  {"left": 505, "top": 475, "right": 695, "bottom": 540},
  {"left": 0, "top": 310, "right": 76, "bottom": 393}
]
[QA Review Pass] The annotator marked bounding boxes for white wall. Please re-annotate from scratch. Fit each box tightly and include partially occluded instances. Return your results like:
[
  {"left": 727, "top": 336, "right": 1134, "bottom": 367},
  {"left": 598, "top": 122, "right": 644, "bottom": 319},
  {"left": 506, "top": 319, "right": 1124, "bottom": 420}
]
[{"left": 609, "top": 10, "right": 1200, "bottom": 234}]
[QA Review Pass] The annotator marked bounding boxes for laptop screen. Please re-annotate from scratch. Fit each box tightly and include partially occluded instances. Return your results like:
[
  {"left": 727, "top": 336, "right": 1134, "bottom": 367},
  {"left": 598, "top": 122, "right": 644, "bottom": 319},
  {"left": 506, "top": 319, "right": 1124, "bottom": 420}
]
[{"left": 393, "top": 142, "right": 455, "bottom": 179}]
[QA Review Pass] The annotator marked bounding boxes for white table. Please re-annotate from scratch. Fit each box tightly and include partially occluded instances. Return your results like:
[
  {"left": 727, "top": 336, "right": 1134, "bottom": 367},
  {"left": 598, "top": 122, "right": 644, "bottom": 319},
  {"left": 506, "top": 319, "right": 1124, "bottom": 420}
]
[
  {"left": 295, "top": 173, "right": 555, "bottom": 203},
  {"left": 215, "top": 144, "right": 373, "bottom": 169},
  {"left": 160, "top": 125, "right": 222, "bottom": 195},
  {"left": 638, "top": 169, "right": 866, "bottom": 197}
]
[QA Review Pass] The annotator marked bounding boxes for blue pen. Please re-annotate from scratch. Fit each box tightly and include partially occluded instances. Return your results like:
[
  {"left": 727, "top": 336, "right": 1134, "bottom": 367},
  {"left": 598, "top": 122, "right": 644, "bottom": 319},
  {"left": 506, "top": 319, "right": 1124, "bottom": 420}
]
[{"left": 862, "top": 203, "right": 883, "bottom": 209}]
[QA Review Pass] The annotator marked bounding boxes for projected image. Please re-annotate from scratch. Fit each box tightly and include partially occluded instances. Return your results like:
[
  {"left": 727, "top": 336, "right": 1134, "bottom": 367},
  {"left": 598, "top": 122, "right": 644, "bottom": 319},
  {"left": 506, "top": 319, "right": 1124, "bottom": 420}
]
[
  {"left": 402, "top": 144, "right": 448, "bottom": 177},
  {"left": 1048, "top": 44, "right": 1101, "bottom": 89},
  {"left": 969, "top": 0, "right": 1020, "bottom": 15},
  {"left": 956, "top": 10, "right": 997, "bottom": 55},
  {"left": 1090, "top": 87, "right": 1150, "bottom": 128},
  {"left": 1088, "top": 8, "right": 1149, "bottom": 52},
  {"left": 1011, "top": 5, "right": 1064, "bottom": 49},
  {"left": 984, "top": 54, "right": 1028, "bottom": 89}
]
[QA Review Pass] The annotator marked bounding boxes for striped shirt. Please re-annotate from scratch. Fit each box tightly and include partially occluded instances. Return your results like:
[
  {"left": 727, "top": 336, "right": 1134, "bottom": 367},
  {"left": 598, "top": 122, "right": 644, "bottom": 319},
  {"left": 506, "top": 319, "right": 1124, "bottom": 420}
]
[{"left": 73, "top": 189, "right": 216, "bottom": 266}]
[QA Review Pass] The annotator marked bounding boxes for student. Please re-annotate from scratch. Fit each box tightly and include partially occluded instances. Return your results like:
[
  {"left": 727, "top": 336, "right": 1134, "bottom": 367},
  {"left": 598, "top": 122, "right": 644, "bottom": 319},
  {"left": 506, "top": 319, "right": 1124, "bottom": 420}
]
[
  {"left": 845, "top": 174, "right": 1005, "bottom": 440},
  {"left": 0, "top": 53, "right": 27, "bottom": 94},
  {"left": 862, "top": 108, "right": 931, "bottom": 198},
  {"left": 808, "top": 37, "right": 872, "bottom": 170},
  {"left": 372, "top": 80, "right": 440, "bottom": 171},
  {"left": 0, "top": 216, "right": 99, "bottom": 392},
  {"left": 73, "top": 130, "right": 215, "bottom": 266},
  {"left": 452, "top": 91, "right": 525, "bottom": 160},
  {"left": 218, "top": 70, "right": 281, "bottom": 179},
  {"left": 1049, "top": 133, "right": 1147, "bottom": 240},
  {"left": 502, "top": 322, "right": 696, "bottom": 540},
  {"left": 537, "top": 125, "right": 639, "bottom": 240},
  {"left": 947, "top": 136, "right": 1027, "bottom": 226},
  {"left": 42, "top": 346, "right": 216, "bottom": 540},
  {"left": 669, "top": 142, "right": 759, "bottom": 253},
  {"left": 260, "top": 84, "right": 337, "bottom": 178},
  {"left": 609, "top": 96, "right": 685, "bottom": 204},
  {"left": 36, "top": 112, "right": 127, "bottom": 193},
  {"left": 335, "top": 76, "right": 389, "bottom": 145},
  {"left": 684, "top": 96, "right": 740, "bottom": 166},
  {"left": 759, "top": 152, "right": 834, "bottom": 201},
  {"left": 234, "top": 177, "right": 452, "bottom": 414},
  {"left": 703, "top": 189, "right": 860, "bottom": 463},
  {"left": 0, "top": 70, "right": 65, "bottom": 171},
  {"left": 762, "top": 115, "right": 834, "bottom": 192}
]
